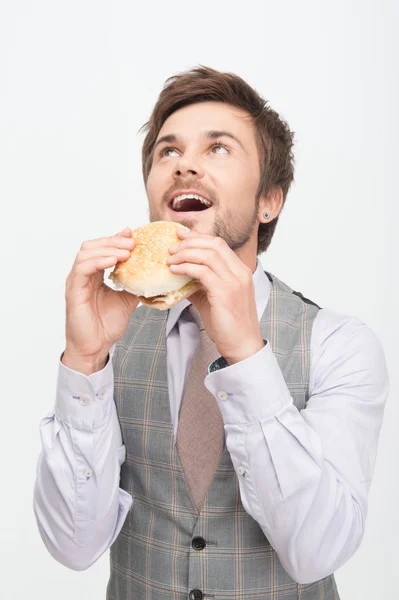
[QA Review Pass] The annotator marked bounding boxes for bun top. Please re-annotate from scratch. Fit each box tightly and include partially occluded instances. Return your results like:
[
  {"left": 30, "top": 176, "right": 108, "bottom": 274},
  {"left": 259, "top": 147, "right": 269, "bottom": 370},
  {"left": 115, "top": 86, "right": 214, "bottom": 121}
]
[{"left": 109, "top": 221, "right": 193, "bottom": 297}]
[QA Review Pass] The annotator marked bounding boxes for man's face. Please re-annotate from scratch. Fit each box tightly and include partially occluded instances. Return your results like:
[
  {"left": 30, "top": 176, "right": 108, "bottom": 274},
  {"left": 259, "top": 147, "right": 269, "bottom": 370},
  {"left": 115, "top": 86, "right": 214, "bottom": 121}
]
[{"left": 146, "top": 101, "right": 262, "bottom": 252}]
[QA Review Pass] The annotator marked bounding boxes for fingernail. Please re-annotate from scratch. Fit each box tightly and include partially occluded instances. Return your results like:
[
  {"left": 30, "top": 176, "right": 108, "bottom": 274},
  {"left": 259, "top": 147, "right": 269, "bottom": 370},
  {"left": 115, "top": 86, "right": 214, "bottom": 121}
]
[{"left": 169, "top": 244, "right": 178, "bottom": 253}]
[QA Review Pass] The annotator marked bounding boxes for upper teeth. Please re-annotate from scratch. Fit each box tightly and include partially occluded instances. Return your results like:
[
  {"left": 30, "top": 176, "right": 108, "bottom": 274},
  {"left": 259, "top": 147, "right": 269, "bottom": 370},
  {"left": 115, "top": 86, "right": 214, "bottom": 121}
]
[{"left": 172, "top": 194, "right": 212, "bottom": 210}]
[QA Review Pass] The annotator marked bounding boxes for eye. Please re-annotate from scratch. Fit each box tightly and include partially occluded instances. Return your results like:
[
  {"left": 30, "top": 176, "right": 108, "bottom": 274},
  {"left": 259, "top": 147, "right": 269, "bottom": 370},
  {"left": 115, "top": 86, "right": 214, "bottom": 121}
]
[
  {"left": 211, "top": 142, "right": 230, "bottom": 155},
  {"left": 158, "top": 141, "right": 230, "bottom": 159},
  {"left": 160, "top": 147, "right": 179, "bottom": 158}
]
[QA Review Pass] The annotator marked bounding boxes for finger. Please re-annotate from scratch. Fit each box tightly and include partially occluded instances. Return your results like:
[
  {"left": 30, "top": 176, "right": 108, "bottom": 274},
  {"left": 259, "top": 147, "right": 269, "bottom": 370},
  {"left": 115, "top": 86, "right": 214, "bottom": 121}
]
[
  {"left": 169, "top": 235, "right": 246, "bottom": 276},
  {"left": 167, "top": 248, "right": 234, "bottom": 282},
  {"left": 71, "top": 255, "right": 120, "bottom": 279},
  {"left": 169, "top": 234, "right": 222, "bottom": 255},
  {"left": 177, "top": 228, "right": 193, "bottom": 238},
  {"left": 117, "top": 227, "right": 133, "bottom": 237},
  {"left": 80, "top": 234, "right": 135, "bottom": 252},
  {"left": 176, "top": 229, "right": 218, "bottom": 242},
  {"left": 169, "top": 235, "right": 218, "bottom": 254},
  {"left": 169, "top": 263, "right": 220, "bottom": 293},
  {"left": 116, "top": 290, "right": 140, "bottom": 309},
  {"left": 75, "top": 246, "right": 132, "bottom": 265}
]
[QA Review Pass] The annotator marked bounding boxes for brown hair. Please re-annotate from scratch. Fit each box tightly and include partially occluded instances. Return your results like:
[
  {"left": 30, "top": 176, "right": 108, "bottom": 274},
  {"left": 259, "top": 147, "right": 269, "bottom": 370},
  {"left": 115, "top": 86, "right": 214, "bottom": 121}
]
[{"left": 140, "top": 65, "right": 295, "bottom": 254}]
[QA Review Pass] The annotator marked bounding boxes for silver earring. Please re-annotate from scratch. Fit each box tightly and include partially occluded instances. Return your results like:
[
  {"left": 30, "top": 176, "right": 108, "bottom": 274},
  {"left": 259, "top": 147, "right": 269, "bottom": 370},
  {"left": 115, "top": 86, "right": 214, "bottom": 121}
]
[{"left": 263, "top": 212, "right": 270, "bottom": 220}]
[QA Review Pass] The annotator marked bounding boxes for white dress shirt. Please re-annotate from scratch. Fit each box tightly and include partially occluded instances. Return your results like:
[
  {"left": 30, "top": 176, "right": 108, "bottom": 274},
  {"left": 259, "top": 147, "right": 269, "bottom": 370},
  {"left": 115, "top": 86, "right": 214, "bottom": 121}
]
[{"left": 33, "top": 260, "right": 389, "bottom": 583}]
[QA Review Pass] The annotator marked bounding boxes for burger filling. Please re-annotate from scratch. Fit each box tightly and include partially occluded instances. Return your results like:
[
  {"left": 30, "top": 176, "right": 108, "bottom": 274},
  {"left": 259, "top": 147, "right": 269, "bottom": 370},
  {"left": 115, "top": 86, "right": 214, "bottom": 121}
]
[{"left": 139, "top": 280, "right": 198, "bottom": 305}]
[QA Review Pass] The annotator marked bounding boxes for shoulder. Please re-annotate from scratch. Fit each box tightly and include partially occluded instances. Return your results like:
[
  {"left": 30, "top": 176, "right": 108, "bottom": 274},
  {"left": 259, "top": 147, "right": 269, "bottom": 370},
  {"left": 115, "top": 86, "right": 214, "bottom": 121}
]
[
  {"left": 312, "top": 307, "right": 380, "bottom": 350},
  {"left": 310, "top": 307, "right": 388, "bottom": 392},
  {"left": 267, "top": 272, "right": 321, "bottom": 322}
]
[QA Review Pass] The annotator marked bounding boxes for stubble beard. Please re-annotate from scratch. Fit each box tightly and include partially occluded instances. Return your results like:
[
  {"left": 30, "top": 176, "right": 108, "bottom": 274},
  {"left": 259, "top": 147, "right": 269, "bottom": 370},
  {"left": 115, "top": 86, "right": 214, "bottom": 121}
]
[{"left": 149, "top": 202, "right": 259, "bottom": 252}]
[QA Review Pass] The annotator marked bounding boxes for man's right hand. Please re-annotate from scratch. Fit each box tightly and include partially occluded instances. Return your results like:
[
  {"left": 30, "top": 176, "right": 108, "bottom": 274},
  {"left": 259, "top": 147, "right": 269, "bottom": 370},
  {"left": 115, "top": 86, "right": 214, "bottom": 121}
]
[{"left": 62, "top": 227, "right": 139, "bottom": 375}]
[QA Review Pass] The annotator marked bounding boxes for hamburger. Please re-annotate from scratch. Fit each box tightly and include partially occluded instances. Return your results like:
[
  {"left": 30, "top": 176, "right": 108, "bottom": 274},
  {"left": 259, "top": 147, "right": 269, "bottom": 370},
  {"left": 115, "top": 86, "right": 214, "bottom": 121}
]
[{"left": 108, "top": 221, "right": 202, "bottom": 310}]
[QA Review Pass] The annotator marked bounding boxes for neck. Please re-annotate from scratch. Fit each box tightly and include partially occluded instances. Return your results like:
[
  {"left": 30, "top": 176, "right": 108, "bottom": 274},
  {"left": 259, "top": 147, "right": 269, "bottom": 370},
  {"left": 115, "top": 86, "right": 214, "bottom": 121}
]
[
  {"left": 235, "top": 247, "right": 258, "bottom": 274},
  {"left": 234, "top": 234, "right": 258, "bottom": 274}
]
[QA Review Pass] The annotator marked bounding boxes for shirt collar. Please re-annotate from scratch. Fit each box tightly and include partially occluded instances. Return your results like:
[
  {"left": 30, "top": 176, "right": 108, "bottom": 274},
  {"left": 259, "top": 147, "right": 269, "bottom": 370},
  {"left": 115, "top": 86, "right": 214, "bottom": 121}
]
[{"left": 165, "top": 258, "right": 272, "bottom": 337}]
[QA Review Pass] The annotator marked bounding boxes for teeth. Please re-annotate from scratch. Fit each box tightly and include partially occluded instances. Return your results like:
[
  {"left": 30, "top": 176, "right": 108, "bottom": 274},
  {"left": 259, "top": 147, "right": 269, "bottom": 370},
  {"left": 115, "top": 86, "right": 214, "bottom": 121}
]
[{"left": 172, "top": 193, "right": 212, "bottom": 210}]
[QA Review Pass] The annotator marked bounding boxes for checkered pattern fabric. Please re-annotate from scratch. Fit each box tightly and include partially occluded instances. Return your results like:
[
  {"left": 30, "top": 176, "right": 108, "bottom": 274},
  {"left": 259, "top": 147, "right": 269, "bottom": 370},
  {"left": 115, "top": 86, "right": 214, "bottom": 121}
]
[{"left": 107, "top": 272, "right": 340, "bottom": 600}]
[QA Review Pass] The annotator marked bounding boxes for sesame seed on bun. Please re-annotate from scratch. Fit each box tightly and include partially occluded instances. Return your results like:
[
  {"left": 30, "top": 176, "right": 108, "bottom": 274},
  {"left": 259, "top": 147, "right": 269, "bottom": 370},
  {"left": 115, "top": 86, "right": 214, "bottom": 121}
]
[{"left": 108, "top": 221, "right": 201, "bottom": 310}]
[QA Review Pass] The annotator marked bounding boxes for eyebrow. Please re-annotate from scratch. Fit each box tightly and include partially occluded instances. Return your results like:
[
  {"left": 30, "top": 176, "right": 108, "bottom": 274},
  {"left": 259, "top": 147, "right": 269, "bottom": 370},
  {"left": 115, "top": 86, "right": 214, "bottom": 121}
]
[{"left": 153, "top": 130, "right": 245, "bottom": 152}]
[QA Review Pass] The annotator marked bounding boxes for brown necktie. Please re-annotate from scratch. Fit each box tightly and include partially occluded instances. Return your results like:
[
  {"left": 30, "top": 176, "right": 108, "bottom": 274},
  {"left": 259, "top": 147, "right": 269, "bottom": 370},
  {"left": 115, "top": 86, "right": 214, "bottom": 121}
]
[{"left": 176, "top": 305, "right": 225, "bottom": 512}]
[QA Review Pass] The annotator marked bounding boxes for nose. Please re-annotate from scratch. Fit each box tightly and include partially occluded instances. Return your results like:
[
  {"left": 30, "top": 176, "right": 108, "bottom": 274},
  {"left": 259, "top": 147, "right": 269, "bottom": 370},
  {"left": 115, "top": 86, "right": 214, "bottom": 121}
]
[{"left": 172, "top": 152, "right": 205, "bottom": 180}]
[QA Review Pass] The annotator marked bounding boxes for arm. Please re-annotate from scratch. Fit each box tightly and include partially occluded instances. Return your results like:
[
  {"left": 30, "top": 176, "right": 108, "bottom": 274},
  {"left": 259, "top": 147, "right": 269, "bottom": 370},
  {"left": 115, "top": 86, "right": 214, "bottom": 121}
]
[
  {"left": 205, "top": 311, "right": 389, "bottom": 584},
  {"left": 33, "top": 347, "right": 133, "bottom": 571}
]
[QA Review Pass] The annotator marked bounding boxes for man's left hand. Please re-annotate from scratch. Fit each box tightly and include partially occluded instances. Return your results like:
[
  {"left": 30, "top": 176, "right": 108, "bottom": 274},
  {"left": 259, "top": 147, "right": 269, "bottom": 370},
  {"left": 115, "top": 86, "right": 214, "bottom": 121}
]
[{"left": 166, "top": 229, "right": 265, "bottom": 365}]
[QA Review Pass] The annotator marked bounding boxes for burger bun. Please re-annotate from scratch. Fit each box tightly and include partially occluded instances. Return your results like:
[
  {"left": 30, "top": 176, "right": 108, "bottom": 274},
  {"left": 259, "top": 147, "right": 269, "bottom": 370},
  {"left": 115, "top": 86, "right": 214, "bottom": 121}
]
[{"left": 109, "top": 221, "right": 201, "bottom": 310}]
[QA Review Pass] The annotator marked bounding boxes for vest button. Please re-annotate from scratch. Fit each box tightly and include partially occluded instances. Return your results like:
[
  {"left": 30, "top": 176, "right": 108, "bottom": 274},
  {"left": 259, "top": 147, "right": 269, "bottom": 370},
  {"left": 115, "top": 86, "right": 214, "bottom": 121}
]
[
  {"left": 189, "top": 590, "right": 203, "bottom": 600},
  {"left": 192, "top": 536, "right": 206, "bottom": 551}
]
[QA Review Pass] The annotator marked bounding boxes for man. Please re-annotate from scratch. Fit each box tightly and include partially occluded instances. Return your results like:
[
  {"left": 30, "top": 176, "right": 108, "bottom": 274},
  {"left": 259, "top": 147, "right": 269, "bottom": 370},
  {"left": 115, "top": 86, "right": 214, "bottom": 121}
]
[{"left": 33, "top": 66, "right": 389, "bottom": 600}]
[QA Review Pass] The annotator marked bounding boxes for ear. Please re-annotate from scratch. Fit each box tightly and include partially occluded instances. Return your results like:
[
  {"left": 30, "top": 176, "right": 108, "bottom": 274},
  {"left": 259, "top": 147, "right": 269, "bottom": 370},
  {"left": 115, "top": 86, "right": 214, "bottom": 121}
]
[{"left": 257, "top": 186, "right": 284, "bottom": 223}]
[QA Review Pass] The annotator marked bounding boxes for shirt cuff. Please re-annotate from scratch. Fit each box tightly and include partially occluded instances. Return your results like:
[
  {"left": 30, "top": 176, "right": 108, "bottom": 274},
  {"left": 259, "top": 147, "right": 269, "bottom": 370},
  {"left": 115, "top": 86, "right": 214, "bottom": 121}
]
[
  {"left": 205, "top": 341, "right": 293, "bottom": 424},
  {"left": 55, "top": 353, "right": 114, "bottom": 430}
]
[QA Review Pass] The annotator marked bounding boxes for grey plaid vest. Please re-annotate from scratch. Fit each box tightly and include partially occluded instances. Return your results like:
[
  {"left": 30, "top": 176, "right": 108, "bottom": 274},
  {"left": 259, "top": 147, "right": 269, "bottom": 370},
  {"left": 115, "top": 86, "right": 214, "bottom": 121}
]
[{"left": 107, "top": 272, "right": 340, "bottom": 600}]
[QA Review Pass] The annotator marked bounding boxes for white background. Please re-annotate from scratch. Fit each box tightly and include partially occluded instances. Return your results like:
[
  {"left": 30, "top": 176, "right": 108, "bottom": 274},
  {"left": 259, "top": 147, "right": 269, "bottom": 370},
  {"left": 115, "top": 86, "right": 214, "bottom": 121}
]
[{"left": 0, "top": 1, "right": 398, "bottom": 598}]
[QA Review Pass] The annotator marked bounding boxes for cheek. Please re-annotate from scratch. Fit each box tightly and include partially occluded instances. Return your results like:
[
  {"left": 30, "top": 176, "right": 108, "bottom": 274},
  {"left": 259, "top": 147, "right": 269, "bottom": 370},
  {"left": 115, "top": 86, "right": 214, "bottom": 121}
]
[
  {"left": 235, "top": 165, "right": 260, "bottom": 199},
  {"left": 217, "top": 165, "right": 257, "bottom": 203},
  {"left": 146, "top": 166, "right": 164, "bottom": 199}
]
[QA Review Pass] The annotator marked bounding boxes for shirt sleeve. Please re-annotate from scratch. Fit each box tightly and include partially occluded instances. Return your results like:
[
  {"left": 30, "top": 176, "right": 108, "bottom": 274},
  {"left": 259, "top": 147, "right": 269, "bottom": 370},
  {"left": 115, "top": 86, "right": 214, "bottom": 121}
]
[
  {"left": 33, "top": 345, "right": 133, "bottom": 571},
  {"left": 204, "top": 311, "right": 389, "bottom": 584}
]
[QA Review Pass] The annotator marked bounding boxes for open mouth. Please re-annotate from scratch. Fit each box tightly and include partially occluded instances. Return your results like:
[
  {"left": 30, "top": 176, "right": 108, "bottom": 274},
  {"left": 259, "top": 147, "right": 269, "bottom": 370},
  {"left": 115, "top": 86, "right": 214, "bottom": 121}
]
[{"left": 168, "top": 193, "right": 213, "bottom": 213}]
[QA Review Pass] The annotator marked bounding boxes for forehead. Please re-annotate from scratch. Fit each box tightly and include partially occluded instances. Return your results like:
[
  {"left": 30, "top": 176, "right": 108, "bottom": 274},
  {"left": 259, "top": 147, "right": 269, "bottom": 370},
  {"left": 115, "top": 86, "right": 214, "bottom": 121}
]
[{"left": 158, "top": 101, "right": 256, "bottom": 144}]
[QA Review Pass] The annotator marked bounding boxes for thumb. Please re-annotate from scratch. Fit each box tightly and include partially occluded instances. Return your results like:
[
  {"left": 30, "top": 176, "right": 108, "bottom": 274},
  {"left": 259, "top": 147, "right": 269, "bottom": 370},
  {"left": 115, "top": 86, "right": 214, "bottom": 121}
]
[
  {"left": 118, "top": 290, "right": 140, "bottom": 313},
  {"left": 188, "top": 288, "right": 207, "bottom": 310}
]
